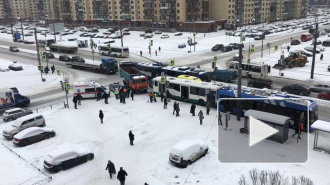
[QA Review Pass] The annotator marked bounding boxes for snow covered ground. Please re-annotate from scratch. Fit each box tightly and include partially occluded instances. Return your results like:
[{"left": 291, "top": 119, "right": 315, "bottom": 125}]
[{"left": 0, "top": 96, "right": 330, "bottom": 185}]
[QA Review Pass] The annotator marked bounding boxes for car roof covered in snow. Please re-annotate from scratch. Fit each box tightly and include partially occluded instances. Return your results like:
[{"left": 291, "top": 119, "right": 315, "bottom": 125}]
[
  {"left": 170, "top": 140, "right": 207, "bottom": 158},
  {"left": 45, "top": 150, "right": 79, "bottom": 164},
  {"left": 4, "top": 108, "right": 23, "bottom": 113},
  {"left": 16, "top": 113, "right": 43, "bottom": 122},
  {"left": 14, "top": 127, "right": 54, "bottom": 139},
  {"left": 244, "top": 110, "right": 292, "bottom": 125},
  {"left": 311, "top": 120, "right": 330, "bottom": 132}
]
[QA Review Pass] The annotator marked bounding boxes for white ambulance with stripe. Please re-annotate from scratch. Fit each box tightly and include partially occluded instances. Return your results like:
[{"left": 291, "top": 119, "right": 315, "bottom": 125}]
[{"left": 72, "top": 81, "right": 109, "bottom": 99}]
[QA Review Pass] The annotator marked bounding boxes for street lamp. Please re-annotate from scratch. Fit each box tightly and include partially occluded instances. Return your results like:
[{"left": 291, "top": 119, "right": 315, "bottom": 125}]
[{"left": 18, "top": 16, "right": 24, "bottom": 40}]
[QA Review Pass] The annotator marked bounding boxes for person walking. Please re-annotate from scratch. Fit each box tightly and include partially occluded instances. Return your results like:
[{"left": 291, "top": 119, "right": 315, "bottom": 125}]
[
  {"left": 140, "top": 50, "right": 142, "bottom": 56},
  {"left": 218, "top": 111, "right": 223, "bottom": 125},
  {"left": 73, "top": 95, "right": 78, "bottom": 109},
  {"left": 44, "top": 66, "right": 49, "bottom": 75},
  {"left": 160, "top": 92, "right": 164, "bottom": 102},
  {"left": 164, "top": 97, "right": 167, "bottom": 109},
  {"left": 320, "top": 53, "right": 323, "bottom": 60},
  {"left": 190, "top": 104, "right": 196, "bottom": 116},
  {"left": 126, "top": 88, "right": 131, "bottom": 98},
  {"left": 117, "top": 167, "right": 128, "bottom": 185},
  {"left": 287, "top": 45, "right": 290, "bottom": 52},
  {"left": 206, "top": 101, "right": 211, "bottom": 115},
  {"left": 105, "top": 160, "right": 116, "bottom": 179},
  {"left": 166, "top": 89, "right": 171, "bottom": 103},
  {"left": 198, "top": 110, "right": 204, "bottom": 125},
  {"left": 173, "top": 101, "right": 177, "bottom": 115},
  {"left": 292, "top": 120, "right": 301, "bottom": 139},
  {"left": 129, "top": 130, "right": 134, "bottom": 146},
  {"left": 122, "top": 92, "right": 126, "bottom": 104},
  {"left": 97, "top": 90, "right": 102, "bottom": 101},
  {"left": 115, "top": 89, "right": 119, "bottom": 100},
  {"left": 175, "top": 103, "right": 180, "bottom": 117},
  {"left": 76, "top": 93, "right": 82, "bottom": 105},
  {"left": 155, "top": 50, "right": 157, "bottom": 56},
  {"left": 130, "top": 90, "right": 134, "bottom": 100},
  {"left": 103, "top": 92, "right": 109, "bottom": 104},
  {"left": 99, "top": 110, "right": 104, "bottom": 124},
  {"left": 149, "top": 92, "right": 153, "bottom": 103},
  {"left": 159, "top": 46, "right": 161, "bottom": 52},
  {"left": 51, "top": 65, "right": 55, "bottom": 74},
  {"left": 153, "top": 93, "right": 157, "bottom": 102}
]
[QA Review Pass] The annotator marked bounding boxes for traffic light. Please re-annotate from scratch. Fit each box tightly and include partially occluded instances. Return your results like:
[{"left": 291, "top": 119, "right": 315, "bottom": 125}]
[{"left": 60, "top": 81, "right": 64, "bottom": 90}]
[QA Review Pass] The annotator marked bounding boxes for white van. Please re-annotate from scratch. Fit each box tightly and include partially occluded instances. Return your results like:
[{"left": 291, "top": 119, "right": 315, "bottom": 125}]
[{"left": 72, "top": 81, "right": 109, "bottom": 99}]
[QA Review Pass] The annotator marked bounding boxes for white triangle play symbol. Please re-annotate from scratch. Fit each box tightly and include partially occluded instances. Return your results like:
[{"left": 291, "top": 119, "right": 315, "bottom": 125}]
[{"left": 249, "top": 116, "right": 278, "bottom": 147}]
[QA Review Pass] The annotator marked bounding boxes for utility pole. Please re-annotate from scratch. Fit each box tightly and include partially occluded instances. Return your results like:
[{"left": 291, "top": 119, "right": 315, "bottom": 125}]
[
  {"left": 34, "top": 27, "right": 43, "bottom": 81},
  {"left": 120, "top": 20, "right": 123, "bottom": 47},
  {"left": 237, "top": 44, "right": 243, "bottom": 121},
  {"left": 53, "top": 23, "right": 56, "bottom": 42},
  {"left": 20, "top": 17, "right": 24, "bottom": 40},
  {"left": 194, "top": 21, "right": 196, "bottom": 52},
  {"left": 261, "top": 23, "right": 264, "bottom": 58},
  {"left": 311, "top": 23, "right": 318, "bottom": 79}
]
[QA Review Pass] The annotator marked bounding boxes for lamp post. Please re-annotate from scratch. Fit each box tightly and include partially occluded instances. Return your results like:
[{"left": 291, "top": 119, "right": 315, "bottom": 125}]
[
  {"left": 236, "top": 18, "right": 242, "bottom": 121},
  {"left": 34, "top": 27, "right": 43, "bottom": 81},
  {"left": 18, "top": 17, "right": 24, "bottom": 40}
]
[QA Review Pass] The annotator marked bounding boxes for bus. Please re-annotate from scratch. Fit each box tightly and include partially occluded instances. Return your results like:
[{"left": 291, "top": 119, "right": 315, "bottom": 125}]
[
  {"left": 229, "top": 61, "right": 268, "bottom": 79},
  {"left": 218, "top": 86, "right": 318, "bottom": 131},
  {"left": 177, "top": 75, "right": 202, "bottom": 81},
  {"left": 152, "top": 76, "right": 224, "bottom": 107},
  {"left": 99, "top": 45, "right": 129, "bottom": 58}
]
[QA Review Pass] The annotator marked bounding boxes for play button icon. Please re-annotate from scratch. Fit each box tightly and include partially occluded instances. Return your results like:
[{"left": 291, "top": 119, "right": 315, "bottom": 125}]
[{"left": 249, "top": 116, "right": 278, "bottom": 147}]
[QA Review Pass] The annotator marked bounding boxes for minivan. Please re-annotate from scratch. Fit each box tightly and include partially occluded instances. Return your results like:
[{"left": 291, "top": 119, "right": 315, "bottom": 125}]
[{"left": 2, "top": 114, "right": 46, "bottom": 139}]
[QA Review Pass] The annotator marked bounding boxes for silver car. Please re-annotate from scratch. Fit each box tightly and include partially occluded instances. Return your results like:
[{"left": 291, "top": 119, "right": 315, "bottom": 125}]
[{"left": 310, "top": 84, "right": 330, "bottom": 92}]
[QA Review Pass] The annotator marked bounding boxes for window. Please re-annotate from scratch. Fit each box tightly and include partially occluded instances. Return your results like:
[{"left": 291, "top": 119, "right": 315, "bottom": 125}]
[
  {"left": 177, "top": 3, "right": 179, "bottom": 6},
  {"left": 177, "top": 10, "right": 179, "bottom": 13},
  {"left": 155, "top": 3, "right": 157, "bottom": 7},
  {"left": 190, "top": 87, "right": 205, "bottom": 96},
  {"left": 229, "top": 5, "right": 231, "bottom": 8},
  {"left": 154, "top": 81, "right": 158, "bottom": 87},
  {"left": 85, "top": 88, "right": 95, "bottom": 93},
  {"left": 155, "top": 10, "right": 157, "bottom": 13},
  {"left": 177, "top": 16, "right": 180, "bottom": 20},
  {"left": 169, "top": 83, "right": 180, "bottom": 92}
]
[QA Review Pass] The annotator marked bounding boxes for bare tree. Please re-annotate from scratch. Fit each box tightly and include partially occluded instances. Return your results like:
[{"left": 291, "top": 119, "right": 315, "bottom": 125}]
[
  {"left": 258, "top": 170, "right": 268, "bottom": 185},
  {"left": 250, "top": 168, "right": 259, "bottom": 185},
  {"left": 239, "top": 175, "right": 248, "bottom": 185}
]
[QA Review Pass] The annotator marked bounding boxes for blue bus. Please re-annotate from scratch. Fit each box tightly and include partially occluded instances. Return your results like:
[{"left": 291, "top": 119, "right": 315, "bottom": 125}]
[
  {"left": 218, "top": 87, "right": 318, "bottom": 131},
  {"left": 212, "top": 69, "right": 237, "bottom": 82}
]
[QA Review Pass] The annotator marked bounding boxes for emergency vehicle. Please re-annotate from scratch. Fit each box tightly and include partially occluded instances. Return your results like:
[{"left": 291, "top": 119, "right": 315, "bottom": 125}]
[{"left": 72, "top": 81, "right": 109, "bottom": 99}]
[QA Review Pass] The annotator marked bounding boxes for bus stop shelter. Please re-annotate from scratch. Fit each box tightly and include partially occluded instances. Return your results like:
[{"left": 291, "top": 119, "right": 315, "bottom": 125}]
[
  {"left": 311, "top": 120, "right": 330, "bottom": 154},
  {"left": 242, "top": 110, "right": 291, "bottom": 144}
]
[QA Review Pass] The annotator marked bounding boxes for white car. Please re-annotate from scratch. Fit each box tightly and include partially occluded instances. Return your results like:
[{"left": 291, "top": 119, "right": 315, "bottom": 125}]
[
  {"left": 154, "top": 30, "right": 162, "bottom": 34},
  {"left": 169, "top": 140, "right": 208, "bottom": 168},
  {"left": 174, "top": 32, "right": 182, "bottom": 36},
  {"left": 161, "top": 34, "right": 169, "bottom": 39},
  {"left": 304, "top": 46, "right": 324, "bottom": 53},
  {"left": 145, "top": 33, "right": 153, "bottom": 38}
]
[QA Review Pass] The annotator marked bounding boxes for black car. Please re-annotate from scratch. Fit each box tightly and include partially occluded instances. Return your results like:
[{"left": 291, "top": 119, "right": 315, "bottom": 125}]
[
  {"left": 43, "top": 51, "right": 55, "bottom": 58},
  {"left": 13, "top": 127, "right": 56, "bottom": 147},
  {"left": 59, "top": 55, "right": 71, "bottom": 61},
  {"left": 79, "top": 33, "right": 87, "bottom": 37},
  {"left": 9, "top": 46, "right": 19, "bottom": 52},
  {"left": 311, "top": 40, "right": 322, "bottom": 45},
  {"left": 248, "top": 78, "right": 273, "bottom": 89},
  {"left": 254, "top": 35, "right": 265, "bottom": 40},
  {"left": 291, "top": 40, "right": 301, "bottom": 45},
  {"left": 212, "top": 44, "right": 224, "bottom": 51},
  {"left": 145, "top": 29, "right": 153, "bottom": 33},
  {"left": 222, "top": 45, "right": 233, "bottom": 52},
  {"left": 232, "top": 43, "right": 244, "bottom": 50},
  {"left": 71, "top": 56, "right": 85, "bottom": 63},
  {"left": 281, "top": 84, "right": 311, "bottom": 96}
]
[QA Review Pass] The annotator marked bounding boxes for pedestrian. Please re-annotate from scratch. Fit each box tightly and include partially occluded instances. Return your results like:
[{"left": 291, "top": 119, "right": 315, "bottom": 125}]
[
  {"left": 204, "top": 33, "right": 205, "bottom": 37},
  {"left": 96, "top": 90, "right": 102, "bottom": 101},
  {"left": 166, "top": 89, "right": 171, "bottom": 103},
  {"left": 320, "top": 53, "right": 323, "bottom": 60},
  {"left": 164, "top": 97, "right": 167, "bottom": 109},
  {"left": 175, "top": 103, "right": 180, "bottom": 117},
  {"left": 140, "top": 50, "right": 142, "bottom": 56},
  {"left": 105, "top": 160, "right": 116, "bottom": 179},
  {"left": 159, "top": 46, "right": 161, "bottom": 52},
  {"left": 190, "top": 104, "right": 196, "bottom": 116},
  {"left": 126, "top": 88, "right": 131, "bottom": 98},
  {"left": 153, "top": 93, "right": 157, "bottom": 102},
  {"left": 129, "top": 130, "right": 134, "bottom": 145},
  {"left": 287, "top": 45, "right": 290, "bottom": 52},
  {"left": 145, "top": 183, "right": 149, "bottom": 185},
  {"left": 117, "top": 167, "right": 128, "bottom": 185},
  {"left": 198, "top": 110, "right": 204, "bottom": 125},
  {"left": 173, "top": 101, "right": 177, "bottom": 115},
  {"left": 206, "top": 101, "right": 211, "bottom": 115},
  {"left": 99, "top": 110, "right": 104, "bottom": 124},
  {"left": 268, "top": 65, "right": 271, "bottom": 73},
  {"left": 130, "top": 90, "right": 134, "bottom": 100},
  {"left": 121, "top": 93, "right": 126, "bottom": 104},
  {"left": 103, "top": 91, "right": 109, "bottom": 104},
  {"left": 73, "top": 95, "right": 78, "bottom": 109},
  {"left": 160, "top": 92, "right": 164, "bottom": 102},
  {"left": 115, "top": 89, "right": 119, "bottom": 99},
  {"left": 292, "top": 120, "right": 301, "bottom": 139},
  {"left": 149, "top": 92, "right": 153, "bottom": 103},
  {"left": 51, "top": 65, "right": 55, "bottom": 74},
  {"left": 218, "top": 111, "right": 223, "bottom": 125},
  {"left": 77, "top": 93, "right": 82, "bottom": 105},
  {"left": 155, "top": 50, "right": 157, "bottom": 56},
  {"left": 44, "top": 66, "right": 49, "bottom": 75}
]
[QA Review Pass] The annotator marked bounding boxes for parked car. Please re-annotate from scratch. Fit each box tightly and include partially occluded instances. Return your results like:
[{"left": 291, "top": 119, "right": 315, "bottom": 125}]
[
  {"left": 1, "top": 29, "right": 7, "bottom": 33},
  {"left": 9, "top": 46, "right": 19, "bottom": 52},
  {"left": 109, "top": 82, "right": 122, "bottom": 92},
  {"left": 13, "top": 127, "right": 55, "bottom": 146},
  {"left": 212, "top": 44, "right": 224, "bottom": 51},
  {"left": 79, "top": 33, "right": 87, "bottom": 37},
  {"left": 2, "top": 108, "right": 33, "bottom": 122},
  {"left": 71, "top": 56, "right": 85, "bottom": 63},
  {"left": 145, "top": 33, "right": 153, "bottom": 38},
  {"left": 59, "top": 55, "right": 71, "bottom": 61},
  {"left": 291, "top": 40, "right": 301, "bottom": 45},
  {"left": 2, "top": 114, "right": 46, "bottom": 139},
  {"left": 23, "top": 40, "right": 35, "bottom": 44},
  {"left": 254, "top": 34, "right": 265, "bottom": 40},
  {"left": 123, "top": 31, "right": 130, "bottom": 35},
  {"left": 44, "top": 150, "right": 94, "bottom": 172},
  {"left": 145, "top": 29, "right": 153, "bottom": 33},
  {"left": 154, "top": 30, "right": 162, "bottom": 34},
  {"left": 304, "top": 46, "right": 322, "bottom": 53},
  {"left": 311, "top": 40, "right": 322, "bottom": 45},
  {"left": 178, "top": 43, "right": 186, "bottom": 48},
  {"left": 161, "top": 34, "right": 169, "bottom": 39},
  {"left": 318, "top": 92, "right": 330, "bottom": 100},
  {"left": 233, "top": 54, "right": 240, "bottom": 61},
  {"left": 139, "top": 33, "right": 145, "bottom": 37},
  {"left": 174, "top": 32, "right": 183, "bottom": 36},
  {"left": 169, "top": 140, "right": 208, "bottom": 168},
  {"left": 281, "top": 84, "right": 311, "bottom": 96},
  {"left": 310, "top": 84, "right": 330, "bottom": 92},
  {"left": 248, "top": 78, "right": 273, "bottom": 89},
  {"left": 299, "top": 50, "right": 313, "bottom": 57},
  {"left": 222, "top": 45, "right": 233, "bottom": 52}
]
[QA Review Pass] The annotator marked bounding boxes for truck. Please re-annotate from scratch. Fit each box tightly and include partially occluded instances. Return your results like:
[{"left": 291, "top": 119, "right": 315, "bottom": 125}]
[
  {"left": 49, "top": 43, "right": 78, "bottom": 53},
  {"left": 120, "top": 67, "right": 149, "bottom": 92},
  {"left": 0, "top": 88, "right": 30, "bottom": 110},
  {"left": 13, "top": 32, "right": 21, "bottom": 42},
  {"left": 66, "top": 58, "right": 118, "bottom": 74}
]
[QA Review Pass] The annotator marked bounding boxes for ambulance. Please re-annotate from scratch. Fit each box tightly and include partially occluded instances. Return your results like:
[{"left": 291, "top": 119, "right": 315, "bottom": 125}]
[{"left": 72, "top": 81, "right": 109, "bottom": 99}]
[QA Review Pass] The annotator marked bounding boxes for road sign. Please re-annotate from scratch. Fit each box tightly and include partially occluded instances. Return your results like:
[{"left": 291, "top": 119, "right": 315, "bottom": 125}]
[
  {"left": 250, "top": 48, "right": 255, "bottom": 53},
  {"left": 214, "top": 56, "right": 218, "bottom": 62},
  {"left": 267, "top": 43, "right": 271, "bottom": 48},
  {"left": 65, "top": 83, "right": 71, "bottom": 91},
  {"left": 241, "top": 37, "right": 246, "bottom": 42},
  {"left": 56, "top": 69, "right": 61, "bottom": 76},
  {"left": 170, "top": 59, "right": 175, "bottom": 67},
  {"left": 249, "top": 116, "right": 278, "bottom": 147},
  {"left": 160, "top": 76, "right": 166, "bottom": 84},
  {"left": 247, "top": 58, "right": 251, "bottom": 64},
  {"left": 274, "top": 45, "right": 278, "bottom": 51},
  {"left": 151, "top": 40, "right": 153, "bottom": 46}
]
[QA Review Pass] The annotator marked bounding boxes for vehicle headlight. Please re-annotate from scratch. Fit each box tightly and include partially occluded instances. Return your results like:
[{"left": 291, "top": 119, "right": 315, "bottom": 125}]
[{"left": 3, "top": 131, "right": 7, "bottom": 134}]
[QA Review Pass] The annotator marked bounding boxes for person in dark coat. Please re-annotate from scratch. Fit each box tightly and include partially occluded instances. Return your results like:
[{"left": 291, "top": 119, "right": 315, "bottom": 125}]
[
  {"left": 51, "top": 65, "right": 55, "bottom": 74},
  {"left": 105, "top": 160, "right": 116, "bottom": 179},
  {"left": 99, "top": 110, "right": 104, "bottom": 124},
  {"left": 198, "top": 110, "right": 204, "bottom": 125},
  {"left": 129, "top": 130, "right": 134, "bottom": 145},
  {"left": 320, "top": 53, "right": 323, "bottom": 60},
  {"left": 292, "top": 120, "right": 301, "bottom": 139},
  {"left": 287, "top": 45, "right": 290, "bottom": 52},
  {"left": 44, "top": 66, "right": 49, "bottom": 75},
  {"left": 117, "top": 167, "right": 128, "bottom": 185},
  {"left": 218, "top": 111, "right": 223, "bottom": 125},
  {"left": 140, "top": 50, "right": 142, "bottom": 56},
  {"left": 190, "top": 104, "right": 196, "bottom": 116},
  {"left": 159, "top": 46, "right": 161, "bottom": 52},
  {"left": 173, "top": 101, "right": 177, "bottom": 115},
  {"left": 97, "top": 90, "right": 102, "bottom": 101},
  {"left": 164, "top": 97, "right": 167, "bottom": 109},
  {"left": 149, "top": 92, "right": 153, "bottom": 103},
  {"left": 122, "top": 92, "right": 126, "bottom": 104},
  {"left": 206, "top": 101, "right": 211, "bottom": 115},
  {"left": 130, "top": 90, "right": 134, "bottom": 100},
  {"left": 73, "top": 95, "right": 78, "bottom": 109},
  {"left": 175, "top": 103, "right": 180, "bottom": 117},
  {"left": 103, "top": 92, "right": 109, "bottom": 104},
  {"left": 126, "top": 88, "right": 131, "bottom": 98},
  {"left": 76, "top": 93, "right": 82, "bottom": 105},
  {"left": 160, "top": 92, "right": 164, "bottom": 102},
  {"left": 268, "top": 65, "right": 271, "bottom": 73}
]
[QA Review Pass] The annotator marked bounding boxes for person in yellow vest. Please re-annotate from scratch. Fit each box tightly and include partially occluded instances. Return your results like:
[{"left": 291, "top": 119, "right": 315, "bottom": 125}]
[
  {"left": 153, "top": 93, "right": 157, "bottom": 102},
  {"left": 115, "top": 89, "right": 119, "bottom": 100}
]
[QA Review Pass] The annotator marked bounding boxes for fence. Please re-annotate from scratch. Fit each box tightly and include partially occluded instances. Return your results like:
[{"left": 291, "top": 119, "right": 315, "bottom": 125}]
[{"left": 34, "top": 101, "right": 66, "bottom": 114}]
